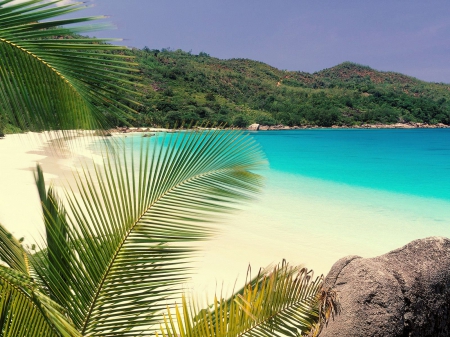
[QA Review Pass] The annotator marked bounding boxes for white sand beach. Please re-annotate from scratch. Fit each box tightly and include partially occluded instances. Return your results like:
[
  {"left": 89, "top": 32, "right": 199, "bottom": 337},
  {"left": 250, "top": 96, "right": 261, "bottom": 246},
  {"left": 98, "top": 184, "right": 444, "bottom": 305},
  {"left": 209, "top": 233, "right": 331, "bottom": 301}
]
[
  {"left": 2, "top": 132, "right": 450, "bottom": 298},
  {"left": 0, "top": 132, "right": 102, "bottom": 244}
]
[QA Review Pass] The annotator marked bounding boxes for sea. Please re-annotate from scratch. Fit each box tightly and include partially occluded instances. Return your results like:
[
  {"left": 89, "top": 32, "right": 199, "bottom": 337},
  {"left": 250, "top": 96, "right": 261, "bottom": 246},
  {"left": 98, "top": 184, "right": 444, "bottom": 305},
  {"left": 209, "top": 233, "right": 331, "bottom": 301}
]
[
  {"left": 252, "top": 128, "right": 450, "bottom": 200},
  {"left": 100, "top": 129, "right": 450, "bottom": 291}
]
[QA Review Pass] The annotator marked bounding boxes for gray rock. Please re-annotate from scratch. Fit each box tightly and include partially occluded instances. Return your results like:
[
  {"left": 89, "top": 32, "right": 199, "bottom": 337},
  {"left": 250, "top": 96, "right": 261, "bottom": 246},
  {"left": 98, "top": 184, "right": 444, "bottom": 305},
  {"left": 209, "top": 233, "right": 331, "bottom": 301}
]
[
  {"left": 247, "top": 123, "right": 260, "bottom": 131},
  {"left": 320, "top": 237, "right": 450, "bottom": 337}
]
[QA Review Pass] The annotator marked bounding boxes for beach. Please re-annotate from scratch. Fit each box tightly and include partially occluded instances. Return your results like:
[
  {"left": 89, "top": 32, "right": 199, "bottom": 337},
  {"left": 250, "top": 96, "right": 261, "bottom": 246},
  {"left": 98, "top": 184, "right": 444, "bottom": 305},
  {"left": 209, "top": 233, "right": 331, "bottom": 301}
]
[
  {"left": 2, "top": 131, "right": 450, "bottom": 298},
  {"left": 189, "top": 170, "right": 450, "bottom": 295},
  {"left": 0, "top": 132, "right": 103, "bottom": 245}
]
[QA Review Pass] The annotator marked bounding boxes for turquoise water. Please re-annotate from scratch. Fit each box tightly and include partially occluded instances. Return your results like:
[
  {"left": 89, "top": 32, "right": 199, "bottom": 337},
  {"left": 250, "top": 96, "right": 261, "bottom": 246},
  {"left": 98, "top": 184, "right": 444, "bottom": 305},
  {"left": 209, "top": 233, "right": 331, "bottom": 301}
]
[
  {"left": 98, "top": 129, "right": 450, "bottom": 280},
  {"left": 248, "top": 129, "right": 450, "bottom": 200}
]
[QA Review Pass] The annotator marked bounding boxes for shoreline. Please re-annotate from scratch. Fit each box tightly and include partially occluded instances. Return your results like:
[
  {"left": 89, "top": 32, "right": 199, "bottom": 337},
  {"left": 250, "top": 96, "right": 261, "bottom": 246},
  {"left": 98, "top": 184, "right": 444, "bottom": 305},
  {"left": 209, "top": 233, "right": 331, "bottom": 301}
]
[
  {"left": 246, "top": 122, "right": 450, "bottom": 131},
  {"left": 98, "top": 122, "right": 450, "bottom": 136},
  {"left": 2, "top": 122, "right": 448, "bottom": 142}
]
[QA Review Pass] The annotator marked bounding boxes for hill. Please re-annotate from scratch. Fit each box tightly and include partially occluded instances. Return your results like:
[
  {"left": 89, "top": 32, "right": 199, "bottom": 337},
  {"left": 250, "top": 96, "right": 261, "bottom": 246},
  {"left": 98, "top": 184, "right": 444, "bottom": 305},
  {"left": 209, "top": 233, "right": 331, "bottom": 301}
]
[
  {"left": 6, "top": 46, "right": 449, "bottom": 131},
  {"left": 114, "top": 48, "right": 450, "bottom": 128}
]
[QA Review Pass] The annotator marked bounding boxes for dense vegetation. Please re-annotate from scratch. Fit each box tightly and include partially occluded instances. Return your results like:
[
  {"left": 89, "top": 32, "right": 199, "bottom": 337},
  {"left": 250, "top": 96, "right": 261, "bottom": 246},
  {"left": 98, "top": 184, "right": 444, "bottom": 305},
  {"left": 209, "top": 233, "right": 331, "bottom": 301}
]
[
  {"left": 114, "top": 48, "right": 450, "bottom": 128},
  {"left": 3, "top": 44, "right": 450, "bottom": 133}
]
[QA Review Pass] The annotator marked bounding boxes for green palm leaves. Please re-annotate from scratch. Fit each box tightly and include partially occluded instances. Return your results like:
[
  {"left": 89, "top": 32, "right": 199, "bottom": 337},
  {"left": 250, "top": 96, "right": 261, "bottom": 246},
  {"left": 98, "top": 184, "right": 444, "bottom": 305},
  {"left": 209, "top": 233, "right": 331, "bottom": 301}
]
[
  {"left": 0, "top": 130, "right": 267, "bottom": 336},
  {"left": 157, "top": 261, "right": 337, "bottom": 337},
  {"left": 62, "top": 131, "right": 265, "bottom": 336},
  {"left": 0, "top": 224, "right": 80, "bottom": 337},
  {"left": 0, "top": 0, "right": 139, "bottom": 132}
]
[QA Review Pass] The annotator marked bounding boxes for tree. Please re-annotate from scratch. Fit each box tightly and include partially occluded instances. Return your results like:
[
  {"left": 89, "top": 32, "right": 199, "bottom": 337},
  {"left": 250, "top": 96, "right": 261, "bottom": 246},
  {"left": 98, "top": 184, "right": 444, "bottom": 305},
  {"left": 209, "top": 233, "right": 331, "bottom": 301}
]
[{"left": 0, "top": 1, "right": 337, "bottom": 336}]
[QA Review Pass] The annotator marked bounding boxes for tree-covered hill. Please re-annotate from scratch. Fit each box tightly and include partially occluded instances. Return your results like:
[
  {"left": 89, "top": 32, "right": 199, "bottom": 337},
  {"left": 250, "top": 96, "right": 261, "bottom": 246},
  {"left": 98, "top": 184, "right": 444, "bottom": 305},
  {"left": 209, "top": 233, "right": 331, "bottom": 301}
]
[
  {"left": 118, "top": 48, "right": 450, "bottom": 128},
  {"left": 6, "top": 46, "right": 450, "bottom": 133}
]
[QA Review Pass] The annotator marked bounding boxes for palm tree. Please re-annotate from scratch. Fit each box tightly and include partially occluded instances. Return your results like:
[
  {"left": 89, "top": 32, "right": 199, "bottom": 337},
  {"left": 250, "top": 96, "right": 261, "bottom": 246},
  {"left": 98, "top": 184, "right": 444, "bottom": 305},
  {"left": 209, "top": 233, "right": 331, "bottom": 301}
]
[
  {"left": 3, "top": 130, "right": 268, "bottom": 336},
  {"left": 0, "top": 1, "right": 338, "bottom": 336},
  {"left": 0, "top": 131, "right": 337, "bottom": 336},
  {"left": 0, "top": 0, "right": 138, "bottom": 134}
]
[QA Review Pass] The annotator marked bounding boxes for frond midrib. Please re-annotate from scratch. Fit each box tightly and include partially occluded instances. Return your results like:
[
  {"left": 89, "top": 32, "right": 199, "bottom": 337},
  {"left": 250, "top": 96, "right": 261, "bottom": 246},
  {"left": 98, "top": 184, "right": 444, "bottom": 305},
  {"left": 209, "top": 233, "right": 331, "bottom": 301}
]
[
  {"left": 81, "top": 166, "right": 246, "bottom": 334},
  {"left": 0, "top": 36, "right": 84, "bottom": 106}
]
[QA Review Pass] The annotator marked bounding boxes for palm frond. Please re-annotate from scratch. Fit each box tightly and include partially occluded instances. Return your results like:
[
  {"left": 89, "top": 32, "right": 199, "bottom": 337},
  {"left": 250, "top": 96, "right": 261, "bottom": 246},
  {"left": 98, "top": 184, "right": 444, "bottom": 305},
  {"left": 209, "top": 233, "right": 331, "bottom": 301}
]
[
  {"left": 0, "top": 224, "right": 29, "bottom": 275},
  {"left": 0, "top": 0, "right": 139, "bottom": 133},
  {"left": 0, "top": 265, "right": 80, "bottom": 337},
  {"left": 34, "top": 164, "right": 71, "bottom": 303},
  {"left": 158, "top": 261, "right": 337, "bottom": 337},
  {"left": 30, "top": 130, "right": 266, "bottom": 336}
]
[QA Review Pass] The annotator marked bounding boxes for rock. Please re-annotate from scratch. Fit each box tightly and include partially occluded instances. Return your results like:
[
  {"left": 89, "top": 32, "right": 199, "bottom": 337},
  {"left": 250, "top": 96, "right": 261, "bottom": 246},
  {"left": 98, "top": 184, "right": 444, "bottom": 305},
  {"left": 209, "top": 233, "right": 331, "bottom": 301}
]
[
  {"left": 268, "top": 124, "right": 285, "bottom": 130},
  {"left": 259, "top": 125, "right": 269, "bottom": 131},
  {"left": 320, "top": 237, "right": 450, "bottom": 337},
  {"left": 247, "top": 123, "right": 260, "bottom": 131}
]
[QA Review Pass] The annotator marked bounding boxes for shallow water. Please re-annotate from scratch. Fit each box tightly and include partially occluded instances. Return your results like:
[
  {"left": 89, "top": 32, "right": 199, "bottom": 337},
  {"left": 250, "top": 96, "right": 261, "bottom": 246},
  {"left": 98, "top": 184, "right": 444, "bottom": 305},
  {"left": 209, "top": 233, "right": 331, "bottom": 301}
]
[
  {"left": 101, "top": 129, "right": 450, "bottom": 293},
  {"left": 250, "top": 128, "right": 450, "bottom": 200}
]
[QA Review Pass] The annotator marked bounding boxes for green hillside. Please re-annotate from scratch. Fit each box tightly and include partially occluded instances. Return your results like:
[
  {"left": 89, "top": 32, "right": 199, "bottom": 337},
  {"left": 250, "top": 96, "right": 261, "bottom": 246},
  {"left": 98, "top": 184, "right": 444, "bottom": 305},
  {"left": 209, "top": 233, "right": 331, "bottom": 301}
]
[
  {"left": 116, "top": 48, "right": 450, "bottom": 128},
  {"left": 7, "top": 46, "right": 450, "bottom": 132}
]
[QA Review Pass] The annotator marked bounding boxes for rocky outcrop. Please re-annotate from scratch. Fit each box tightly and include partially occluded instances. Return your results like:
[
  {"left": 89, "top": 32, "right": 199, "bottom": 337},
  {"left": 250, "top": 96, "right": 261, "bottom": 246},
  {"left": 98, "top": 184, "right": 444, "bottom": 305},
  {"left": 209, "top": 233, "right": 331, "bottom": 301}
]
[
  {"left": 320, "top": 237, "right": 450, "bottom": 337},
  {"left": 247, "top": 123, "right": 260, "bottom": 131}
]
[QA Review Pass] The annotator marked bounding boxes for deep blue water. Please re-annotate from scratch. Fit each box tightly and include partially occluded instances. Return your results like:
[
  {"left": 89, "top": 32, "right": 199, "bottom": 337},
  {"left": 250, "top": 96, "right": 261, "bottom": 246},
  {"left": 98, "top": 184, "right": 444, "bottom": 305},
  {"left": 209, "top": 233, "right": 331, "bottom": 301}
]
[{"left": 248, "top": 129, "right": 450, "bottom": 200}]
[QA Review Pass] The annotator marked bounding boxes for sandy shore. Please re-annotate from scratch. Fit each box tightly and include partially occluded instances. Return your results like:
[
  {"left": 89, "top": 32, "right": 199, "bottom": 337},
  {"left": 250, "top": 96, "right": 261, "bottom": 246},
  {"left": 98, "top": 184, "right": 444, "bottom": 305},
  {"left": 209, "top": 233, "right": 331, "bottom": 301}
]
[
  {"left": 2, "top": 131, "right": 450, "bottom": 299},
  {"left": 0, "top": 132, "right": 102, "bottom": 244}
]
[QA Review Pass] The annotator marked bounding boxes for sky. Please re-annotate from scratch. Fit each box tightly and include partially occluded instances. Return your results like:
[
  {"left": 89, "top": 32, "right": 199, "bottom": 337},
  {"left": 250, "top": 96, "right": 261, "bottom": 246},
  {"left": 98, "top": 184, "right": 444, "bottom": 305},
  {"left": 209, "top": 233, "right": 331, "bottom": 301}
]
[{"left": 13, "top": 0, "right": 450, "bottom": 83}]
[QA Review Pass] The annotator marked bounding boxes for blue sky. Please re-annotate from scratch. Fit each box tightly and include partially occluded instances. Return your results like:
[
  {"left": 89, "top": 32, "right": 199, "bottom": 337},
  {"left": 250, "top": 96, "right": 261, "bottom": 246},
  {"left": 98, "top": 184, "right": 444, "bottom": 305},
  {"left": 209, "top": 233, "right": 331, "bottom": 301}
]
[{"left": 64, "top": 1, "right": 450, "bottom": 83}]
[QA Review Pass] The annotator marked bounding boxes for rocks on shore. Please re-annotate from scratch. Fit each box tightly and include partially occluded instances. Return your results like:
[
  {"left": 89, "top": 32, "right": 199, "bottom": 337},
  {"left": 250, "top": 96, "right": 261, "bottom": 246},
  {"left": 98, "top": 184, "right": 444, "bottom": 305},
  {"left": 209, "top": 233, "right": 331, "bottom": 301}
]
[
  {"left": 97, "top": 123, "right": 450, "bottom": 135},
  {"left": 94, "top": 123, "right": 450, "bottom": 134},
  {"left": 108, "top": 127, "right": 176, "bottom": 135},
  {"left": 247, "top": 122, "right": 449, "bottom": 131},
  {"left": 247, "top": 123, "right": 260, "bottom": 131},
  {"left": 113, "top": 126, "right": 154, "bottom": 134},
  {"left": 320, "top": 237, "right": 450, "bottom": 337}
]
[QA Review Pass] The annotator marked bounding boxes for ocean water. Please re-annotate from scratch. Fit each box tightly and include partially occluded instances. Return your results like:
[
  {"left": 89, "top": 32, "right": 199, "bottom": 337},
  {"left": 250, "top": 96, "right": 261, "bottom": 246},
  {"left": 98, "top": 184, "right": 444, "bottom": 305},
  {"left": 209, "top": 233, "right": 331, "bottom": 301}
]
[
  {"left": 196, "top": 129, "right": 450, "bottom": 286},
  {"left": 100, "top": 129, "right": 450, "bottom": 290},
  {"left": 250, "top": 128, "right": 450, "bottom": 200}
]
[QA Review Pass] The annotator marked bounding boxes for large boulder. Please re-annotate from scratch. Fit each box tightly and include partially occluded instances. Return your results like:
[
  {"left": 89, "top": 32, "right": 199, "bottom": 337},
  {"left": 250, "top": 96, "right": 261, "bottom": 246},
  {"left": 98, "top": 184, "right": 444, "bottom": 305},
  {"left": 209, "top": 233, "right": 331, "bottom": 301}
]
[{"left": 320, "top": 237, "right": 450, "bottom": 337}]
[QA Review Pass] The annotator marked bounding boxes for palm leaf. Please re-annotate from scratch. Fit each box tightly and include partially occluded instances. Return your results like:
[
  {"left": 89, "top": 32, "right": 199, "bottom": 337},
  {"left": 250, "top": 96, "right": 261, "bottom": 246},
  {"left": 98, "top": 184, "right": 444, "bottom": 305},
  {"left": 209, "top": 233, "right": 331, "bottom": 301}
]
[
  {"left": 0, "top": 265, "right": 80, "bottom": 337},
  {"left": 0, "top": 224, "right": 29, "bottom": 275},
  {"left": 34, "top": 164, "right": 71, "bottom": 302},
  {"left": 157, "top": 261, "right": 338, "bottom": 337},
  {"left": 30, "top": 130, "right": 266, "bottom": 336},
  {"left": 0, "top": 0, "right": 139, "bottom": 133}
]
